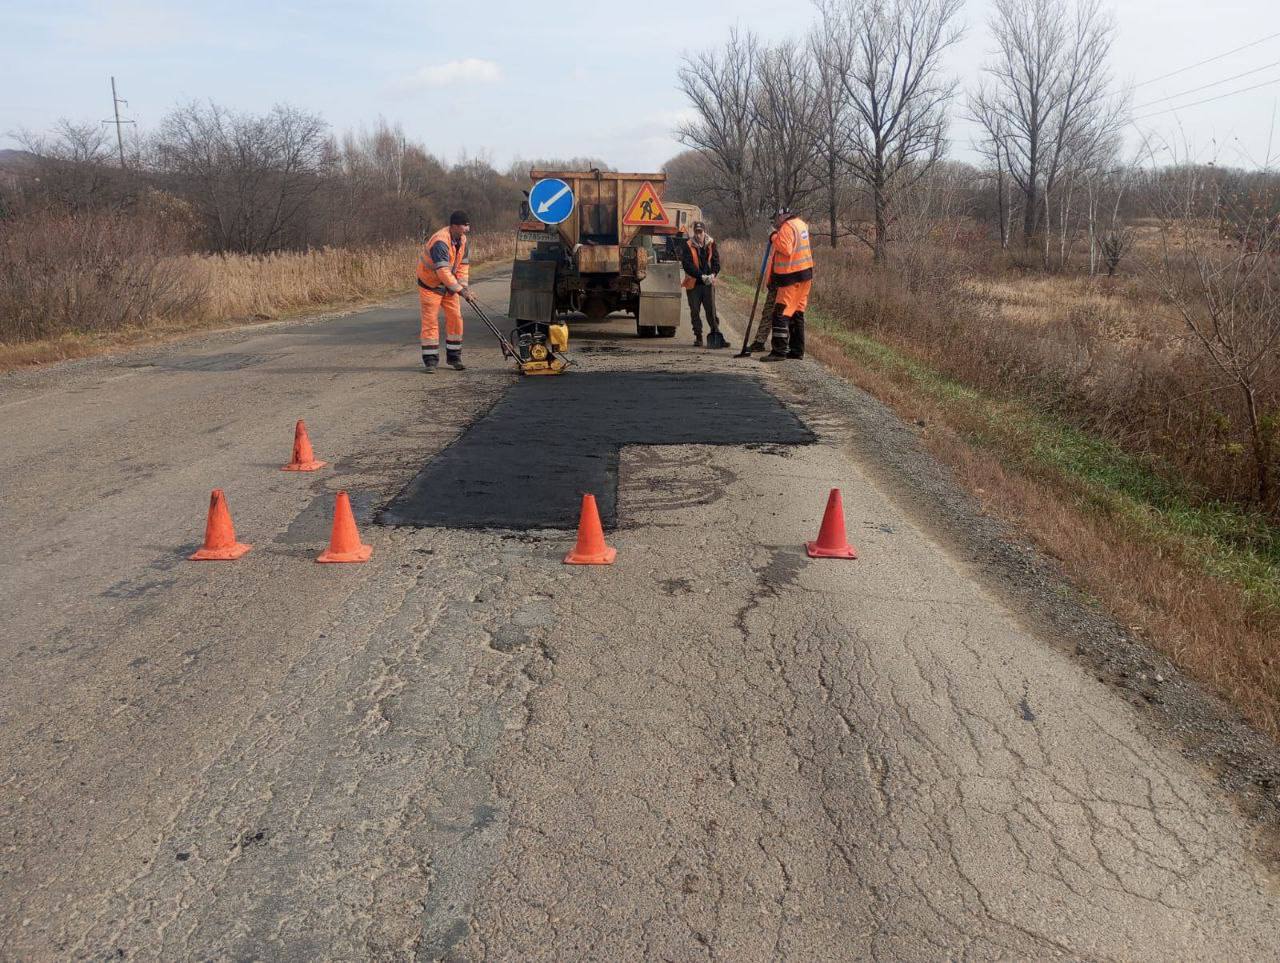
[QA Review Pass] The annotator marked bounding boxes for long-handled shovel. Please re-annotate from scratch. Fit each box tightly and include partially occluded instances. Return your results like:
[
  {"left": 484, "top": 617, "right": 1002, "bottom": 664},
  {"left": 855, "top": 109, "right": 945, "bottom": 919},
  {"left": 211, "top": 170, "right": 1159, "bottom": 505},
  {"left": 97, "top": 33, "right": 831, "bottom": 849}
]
[
  {"left": 705, "top": 280, "right": 728, "bottom": 349},
  {"left": 734, "top": 240, "right": 773, "bottom": 358}
]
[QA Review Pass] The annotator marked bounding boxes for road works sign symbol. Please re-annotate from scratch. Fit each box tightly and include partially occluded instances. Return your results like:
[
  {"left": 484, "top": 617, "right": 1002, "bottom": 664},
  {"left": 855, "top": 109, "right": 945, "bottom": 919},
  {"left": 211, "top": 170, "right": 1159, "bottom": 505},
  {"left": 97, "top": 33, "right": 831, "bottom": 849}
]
[
  {"left": 529, "top": 178, "right": 575, "bottom": 225},
  {"left": 622, "top": 181, "right": 670, "bottom": 226}
]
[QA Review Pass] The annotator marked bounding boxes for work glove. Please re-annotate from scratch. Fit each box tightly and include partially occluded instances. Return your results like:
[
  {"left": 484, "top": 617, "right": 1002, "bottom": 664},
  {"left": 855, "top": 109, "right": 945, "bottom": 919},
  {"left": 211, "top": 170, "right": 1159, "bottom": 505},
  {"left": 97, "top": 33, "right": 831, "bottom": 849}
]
[{"left": 700, "top": 274, "right": 711, "bottom": 284}]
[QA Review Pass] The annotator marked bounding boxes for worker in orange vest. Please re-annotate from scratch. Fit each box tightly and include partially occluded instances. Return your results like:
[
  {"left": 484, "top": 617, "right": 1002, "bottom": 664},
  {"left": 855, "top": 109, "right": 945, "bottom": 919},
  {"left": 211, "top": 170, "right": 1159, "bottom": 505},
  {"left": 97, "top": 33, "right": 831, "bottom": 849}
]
[
  {"left": 759, "top": 207, "right": 814, "bottom": 363},
  {"left": 680, "top": 220, "right": 724, "bottom": 347},
  {"left": 416, "top": 210, "right": 471, "bottom": 372}
]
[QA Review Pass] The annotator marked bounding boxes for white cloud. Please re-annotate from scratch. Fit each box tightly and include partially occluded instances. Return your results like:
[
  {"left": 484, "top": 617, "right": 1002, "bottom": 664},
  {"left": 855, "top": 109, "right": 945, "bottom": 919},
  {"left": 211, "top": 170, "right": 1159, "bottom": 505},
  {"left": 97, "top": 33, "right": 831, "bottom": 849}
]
[{"left": 390, "top": 58, "right": 503, "bottom": 95}]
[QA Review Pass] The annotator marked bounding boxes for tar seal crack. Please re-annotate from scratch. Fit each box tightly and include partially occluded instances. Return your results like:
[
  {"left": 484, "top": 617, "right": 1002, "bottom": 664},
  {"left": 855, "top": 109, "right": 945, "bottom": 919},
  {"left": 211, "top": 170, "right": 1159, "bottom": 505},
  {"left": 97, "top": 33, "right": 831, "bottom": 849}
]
[{"left": 1017, "top": 689, "right": 1037, "bottom": 722}]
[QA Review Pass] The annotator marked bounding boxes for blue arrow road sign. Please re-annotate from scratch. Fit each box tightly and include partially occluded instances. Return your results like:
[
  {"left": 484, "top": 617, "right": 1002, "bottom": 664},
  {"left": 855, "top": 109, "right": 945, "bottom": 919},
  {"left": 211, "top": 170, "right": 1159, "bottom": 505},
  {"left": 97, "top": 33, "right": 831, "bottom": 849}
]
[{"left": 529, "top": 178, "right": 575, "bottom": 225}]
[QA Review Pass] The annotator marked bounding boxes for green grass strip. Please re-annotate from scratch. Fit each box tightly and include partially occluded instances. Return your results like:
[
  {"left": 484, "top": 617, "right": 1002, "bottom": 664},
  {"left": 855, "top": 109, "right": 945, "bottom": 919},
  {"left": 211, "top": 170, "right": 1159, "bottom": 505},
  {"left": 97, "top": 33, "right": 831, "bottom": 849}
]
[{"left": 819, "top": 315, "right": 1280, "bottom": 607}]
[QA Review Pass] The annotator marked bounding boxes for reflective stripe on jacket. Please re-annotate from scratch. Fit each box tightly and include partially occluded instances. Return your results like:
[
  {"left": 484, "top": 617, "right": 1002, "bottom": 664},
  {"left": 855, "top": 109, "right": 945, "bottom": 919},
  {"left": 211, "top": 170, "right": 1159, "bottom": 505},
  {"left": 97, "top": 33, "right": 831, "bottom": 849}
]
[
  {"left": 768, "top": 217, "right": 814, "bottom": 287},
  {"left": 416, "top": 227, "right": 470, "bottom": 292}
]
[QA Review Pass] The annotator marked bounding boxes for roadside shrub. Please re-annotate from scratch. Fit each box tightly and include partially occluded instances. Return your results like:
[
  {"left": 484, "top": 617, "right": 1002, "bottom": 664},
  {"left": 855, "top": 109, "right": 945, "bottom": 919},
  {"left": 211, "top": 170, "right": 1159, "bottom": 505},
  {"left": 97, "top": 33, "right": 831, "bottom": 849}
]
[
  {"left": 720, "top": 237, "right": 1280, "bottom": 516},
  {"left": 0, "top": 207, "right": 200, "bottom": 342},
  {"left": 0, "top": 217, "right": 516, "bottom": 347}
]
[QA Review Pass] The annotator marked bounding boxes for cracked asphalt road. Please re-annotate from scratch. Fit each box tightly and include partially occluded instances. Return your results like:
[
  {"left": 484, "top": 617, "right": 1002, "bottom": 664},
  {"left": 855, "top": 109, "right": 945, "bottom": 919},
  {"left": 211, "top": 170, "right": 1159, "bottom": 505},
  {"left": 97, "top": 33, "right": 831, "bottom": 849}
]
[{"left": 1, "top": 266, "right": 1278, "bottom": 960}]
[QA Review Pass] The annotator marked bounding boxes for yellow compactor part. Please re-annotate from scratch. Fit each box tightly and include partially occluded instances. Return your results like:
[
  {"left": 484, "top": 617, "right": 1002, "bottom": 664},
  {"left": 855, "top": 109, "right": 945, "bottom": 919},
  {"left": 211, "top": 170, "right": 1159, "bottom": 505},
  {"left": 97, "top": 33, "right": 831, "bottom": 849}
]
[{"left": 519, "top": 358, "right": 569, "bottom": 376}]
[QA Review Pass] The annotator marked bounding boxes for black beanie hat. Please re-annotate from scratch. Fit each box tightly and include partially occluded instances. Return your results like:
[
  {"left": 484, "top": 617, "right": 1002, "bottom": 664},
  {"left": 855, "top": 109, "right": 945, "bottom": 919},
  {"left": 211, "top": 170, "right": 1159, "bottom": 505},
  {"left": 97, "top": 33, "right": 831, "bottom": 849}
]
[{"left": 449, "top": 210, "right": 470, "bottom": 225}]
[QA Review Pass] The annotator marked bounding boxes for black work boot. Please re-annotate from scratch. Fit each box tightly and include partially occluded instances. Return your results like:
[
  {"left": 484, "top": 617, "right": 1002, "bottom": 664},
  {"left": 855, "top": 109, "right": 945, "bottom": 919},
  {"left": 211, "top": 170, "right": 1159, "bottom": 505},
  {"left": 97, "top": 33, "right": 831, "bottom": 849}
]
[
  {"left": 787, "top": 312, "right": 806, "bottom": 359},
  {"left": 694, "top": 333, "right": 704, "bottom": 347},
  {"left": 747, "top": 340, "right": 767, "bottom": 353},
  {"left": 421, "top": 352, "right": 439, "bottom": 373},
  {"left": 760, "top": 307, "right": 790, "bottom": 362}
]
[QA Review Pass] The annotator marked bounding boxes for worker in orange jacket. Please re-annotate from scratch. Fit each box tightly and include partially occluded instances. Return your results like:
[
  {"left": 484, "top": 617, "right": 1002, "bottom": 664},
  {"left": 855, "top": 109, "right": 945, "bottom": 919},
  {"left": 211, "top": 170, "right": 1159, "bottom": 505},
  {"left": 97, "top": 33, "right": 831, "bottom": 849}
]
[
  {"left": 416, "top": 210, "right": 471, "bottom": 372},
  {"left": 759, "top": 207, "right": 814, "bottom": 363}
]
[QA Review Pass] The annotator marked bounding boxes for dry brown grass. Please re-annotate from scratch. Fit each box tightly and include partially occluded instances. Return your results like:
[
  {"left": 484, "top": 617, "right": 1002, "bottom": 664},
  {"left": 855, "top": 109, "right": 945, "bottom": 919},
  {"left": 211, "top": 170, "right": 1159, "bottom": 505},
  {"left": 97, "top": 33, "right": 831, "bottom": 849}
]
[
  {"left": 722, "top": 236, "right": 1278, "bottom": 510},
  {"left": 724, "top": 229, "right": 1280, "bottom": 735},
  {"left": 0, "top": 225, "right": 515, "bottom": 370}
]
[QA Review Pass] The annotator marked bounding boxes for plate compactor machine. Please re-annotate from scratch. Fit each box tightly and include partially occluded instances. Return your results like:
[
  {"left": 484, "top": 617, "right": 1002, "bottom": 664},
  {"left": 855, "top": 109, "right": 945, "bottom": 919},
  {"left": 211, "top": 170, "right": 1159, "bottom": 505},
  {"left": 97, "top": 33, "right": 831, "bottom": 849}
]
[{"left": 464, "top": 293, "right": 571, "bottom": 376}]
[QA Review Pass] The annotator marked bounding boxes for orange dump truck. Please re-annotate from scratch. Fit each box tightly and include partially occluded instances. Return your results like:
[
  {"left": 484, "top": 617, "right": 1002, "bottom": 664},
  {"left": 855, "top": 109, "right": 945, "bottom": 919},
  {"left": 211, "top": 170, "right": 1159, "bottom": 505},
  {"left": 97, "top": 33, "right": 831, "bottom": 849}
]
[{"left": 510, "top": 170, "right": 692, "bottom": 338}]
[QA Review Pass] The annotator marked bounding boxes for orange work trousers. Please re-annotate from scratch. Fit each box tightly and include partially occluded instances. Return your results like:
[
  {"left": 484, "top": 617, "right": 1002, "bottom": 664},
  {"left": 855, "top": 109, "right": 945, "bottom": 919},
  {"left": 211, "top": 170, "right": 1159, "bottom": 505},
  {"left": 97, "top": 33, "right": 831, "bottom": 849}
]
[
  {"left": 774, "top": 279, "right": 812, "bottom": 318},
  {"left": 418, "top": 286, "right": 464, "bottom": 365}
]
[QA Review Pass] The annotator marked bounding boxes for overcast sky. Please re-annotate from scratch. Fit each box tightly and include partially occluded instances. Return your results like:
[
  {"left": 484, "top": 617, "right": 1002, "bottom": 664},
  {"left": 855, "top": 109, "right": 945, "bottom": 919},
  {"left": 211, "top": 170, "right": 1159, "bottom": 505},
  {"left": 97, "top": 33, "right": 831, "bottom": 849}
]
[{"left": 2, "top": 0, "right": 1278, "bottom": 171}]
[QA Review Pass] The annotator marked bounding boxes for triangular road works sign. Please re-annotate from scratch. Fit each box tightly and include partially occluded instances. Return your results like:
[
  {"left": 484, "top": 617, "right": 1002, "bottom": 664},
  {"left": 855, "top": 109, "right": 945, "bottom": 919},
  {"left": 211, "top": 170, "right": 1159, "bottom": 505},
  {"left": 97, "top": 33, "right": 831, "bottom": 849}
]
[{"left": 622, "top": 181, "right": 670, "bottom": 226}]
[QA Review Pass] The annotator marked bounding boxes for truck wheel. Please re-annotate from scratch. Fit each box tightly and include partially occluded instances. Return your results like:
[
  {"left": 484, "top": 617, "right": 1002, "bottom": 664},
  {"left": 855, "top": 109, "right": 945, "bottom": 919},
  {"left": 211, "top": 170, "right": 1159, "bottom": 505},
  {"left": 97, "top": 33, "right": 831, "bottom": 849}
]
[{"left": 656, "top": 326, "right": 677, "bottom": 338}]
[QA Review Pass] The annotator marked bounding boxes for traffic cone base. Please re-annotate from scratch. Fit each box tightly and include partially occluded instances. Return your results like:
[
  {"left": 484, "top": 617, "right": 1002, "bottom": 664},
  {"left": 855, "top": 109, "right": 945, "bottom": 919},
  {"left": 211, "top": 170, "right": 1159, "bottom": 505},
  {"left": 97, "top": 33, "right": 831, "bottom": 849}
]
[
  {"left": 317, "top": 543, "right": 373, "bottom": 563},
  {"left": 317, "top": 491, "right": 372, "bottom": 563},
  {"left": 806, "top": 539, "right": 857, "bottom": 560},
  {"left": 190, "top": 489, "right": 252, "bottom": 560},
  {"left": 282, "top": 420, "right": 327, "bottom": 472},
  {"left": 565, "top": 493, "right": 616, "bottom": 565},
  {"left": 565, "top": 544, "right": 617, "bottom": 565},
  {"left": 191, "top": 541, "right": 252, "bottom": 560},
  {"left": 806, "top": 488, "right": 859, "bottom": 560}
]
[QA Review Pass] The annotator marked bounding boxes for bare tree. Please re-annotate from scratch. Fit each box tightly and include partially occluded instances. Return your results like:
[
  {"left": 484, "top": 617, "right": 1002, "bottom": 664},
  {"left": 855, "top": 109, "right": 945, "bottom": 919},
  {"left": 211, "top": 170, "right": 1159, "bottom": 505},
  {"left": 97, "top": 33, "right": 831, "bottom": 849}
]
[
  {"left": 153, "top": 102, "right": 329, "bottom": 253},
  {"left": 752, "top": 39, "right": 822, "bottom": 215},
  {"left": 662, "top": 148, "right": 742, "bottom": 229},
  {"left": 677, "top": 28, "right": 761, "bottom": 236},
  {"left": 17, "top": 120, "right": 112, "bottom": 165},
  {"left": 1151, "top": 171, "right": 1280, "bottom": 507},
  {"left": 973, "top": 0, "right": 1124, "bottom": 247},
  {"left": 12, "top": 119, "right": 134, "bottom": 210},
  {"left": 816, "top": 0, "right": 964, "bottom": 263},
  {"left": 968, "top": 94, "right": 1016, "bottom": 248},
  {"left": 1082, "top": 159, "right": 1133, "bottom": 275},
  {"left": 806, "top": 25, "right": 857, "bottom": 247}
]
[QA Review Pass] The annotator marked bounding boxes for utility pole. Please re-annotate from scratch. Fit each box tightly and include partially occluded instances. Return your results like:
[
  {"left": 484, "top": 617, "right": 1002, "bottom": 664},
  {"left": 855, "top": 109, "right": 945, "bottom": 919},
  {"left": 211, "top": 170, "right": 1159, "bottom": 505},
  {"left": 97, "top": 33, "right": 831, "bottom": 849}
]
[{"left": 102, "top": 76, "right": 135, "bottom": 169}]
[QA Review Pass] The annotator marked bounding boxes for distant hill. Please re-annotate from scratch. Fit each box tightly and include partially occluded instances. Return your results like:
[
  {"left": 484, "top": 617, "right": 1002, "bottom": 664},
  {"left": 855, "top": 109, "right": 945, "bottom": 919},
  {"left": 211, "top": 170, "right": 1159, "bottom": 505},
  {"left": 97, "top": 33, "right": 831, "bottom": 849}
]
[{"left": 0, "top": 149, "right": 38, "bottom": 170}]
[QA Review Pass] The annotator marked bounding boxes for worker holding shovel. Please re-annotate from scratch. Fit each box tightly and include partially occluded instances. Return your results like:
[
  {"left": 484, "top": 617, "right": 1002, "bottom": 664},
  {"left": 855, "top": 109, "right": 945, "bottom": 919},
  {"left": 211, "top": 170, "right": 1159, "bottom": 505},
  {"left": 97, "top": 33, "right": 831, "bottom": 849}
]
[
  {"left": 680, "top": 221, "right": 728, "bottom": 349},
  {"left": 759, "top": 207, "right": 813, "bottom": 363}
]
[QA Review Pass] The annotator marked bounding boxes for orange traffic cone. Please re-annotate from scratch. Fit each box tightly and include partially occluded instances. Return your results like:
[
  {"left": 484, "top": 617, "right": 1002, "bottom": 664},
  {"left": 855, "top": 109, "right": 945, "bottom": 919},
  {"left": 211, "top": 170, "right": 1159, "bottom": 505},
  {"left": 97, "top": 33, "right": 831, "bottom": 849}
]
[
  {"left": 282, "top": 420, "right": 326, "bottom": 472},
  {"left": 189, "top": 489, "right": 252, "bottom": 560},
  {"left": 317, "top": 491, "right": 372, "bottom": 563},
  {"left": 564, "top": 493, "right": 616, "bottom": 565},
  {"left": 806, "top": 488, "right": 858, "bottom": 559}
]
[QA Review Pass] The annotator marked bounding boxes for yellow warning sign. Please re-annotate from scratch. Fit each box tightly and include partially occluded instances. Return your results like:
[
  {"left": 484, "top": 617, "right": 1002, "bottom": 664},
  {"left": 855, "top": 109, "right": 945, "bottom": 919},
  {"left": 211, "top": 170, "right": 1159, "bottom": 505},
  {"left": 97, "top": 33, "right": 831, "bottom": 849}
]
[{"left": 622, "top": 181, "right": 670, "bottom": 226}]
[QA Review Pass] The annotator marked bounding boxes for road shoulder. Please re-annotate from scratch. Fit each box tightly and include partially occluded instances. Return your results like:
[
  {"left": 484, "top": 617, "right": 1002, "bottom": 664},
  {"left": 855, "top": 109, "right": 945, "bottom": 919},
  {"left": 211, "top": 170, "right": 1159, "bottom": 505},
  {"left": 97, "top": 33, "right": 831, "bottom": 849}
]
[{"left": 731, "top": 314, "right": 1280, "bottom": 863}]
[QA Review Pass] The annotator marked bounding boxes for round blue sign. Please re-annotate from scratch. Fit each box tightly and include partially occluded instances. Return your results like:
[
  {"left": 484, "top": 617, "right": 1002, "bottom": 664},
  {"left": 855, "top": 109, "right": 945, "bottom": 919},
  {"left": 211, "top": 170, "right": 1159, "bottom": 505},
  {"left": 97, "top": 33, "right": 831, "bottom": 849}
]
[{"left": 529, "top": 178, "right": 575, "bottom": 225}]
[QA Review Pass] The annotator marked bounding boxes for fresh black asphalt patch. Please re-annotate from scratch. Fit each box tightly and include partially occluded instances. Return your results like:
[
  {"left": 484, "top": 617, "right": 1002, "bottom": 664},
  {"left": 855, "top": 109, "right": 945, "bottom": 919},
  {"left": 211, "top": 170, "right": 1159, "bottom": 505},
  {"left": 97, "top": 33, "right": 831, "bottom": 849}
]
[{"left": 379, "top": 371, "right": 815, "bottom": 530}]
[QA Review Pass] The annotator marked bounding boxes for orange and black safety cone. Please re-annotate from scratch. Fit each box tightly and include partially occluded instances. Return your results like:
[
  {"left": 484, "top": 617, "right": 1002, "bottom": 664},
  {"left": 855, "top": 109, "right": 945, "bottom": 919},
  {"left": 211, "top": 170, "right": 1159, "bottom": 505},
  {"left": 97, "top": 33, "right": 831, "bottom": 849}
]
[
  {"left": 282, "top": 420, "right": 327, "bottom": 472},
  {"left": 317, "top": 491, "right": 372, "bottom": 563},
  {"left": 189, "top": 489, "right": 252, "bottom": 560},
  {"left": 564, "top": 493, "right": 616, "bottom": 565},
  {"left": 806, "top": 488, "right": 858, "bottom": 560}
]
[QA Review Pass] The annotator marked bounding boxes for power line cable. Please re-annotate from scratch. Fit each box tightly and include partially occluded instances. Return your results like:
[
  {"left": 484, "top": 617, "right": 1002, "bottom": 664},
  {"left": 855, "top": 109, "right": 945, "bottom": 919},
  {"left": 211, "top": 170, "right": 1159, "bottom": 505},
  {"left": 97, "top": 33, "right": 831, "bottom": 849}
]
[
  {"left": 1133, "top": 60, "right": 1280, "bottom": 109},
  {"left": 1134, "top": 30, "right": 1280, "bottom": 89},
  {"left": 1131, "top": 76, "right": 1280, "bottom": 121}
]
